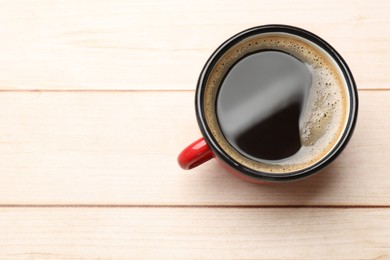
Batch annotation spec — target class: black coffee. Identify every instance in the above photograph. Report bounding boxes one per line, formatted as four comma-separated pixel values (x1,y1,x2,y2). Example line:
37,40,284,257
217,51,312,161
204,34,347,173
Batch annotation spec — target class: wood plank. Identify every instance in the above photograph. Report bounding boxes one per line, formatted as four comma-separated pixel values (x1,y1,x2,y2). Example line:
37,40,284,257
0,208,389,259
0,90,388,205
0,0,388,90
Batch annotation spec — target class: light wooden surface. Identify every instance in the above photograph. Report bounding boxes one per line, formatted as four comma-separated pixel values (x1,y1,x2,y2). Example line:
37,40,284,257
0,0,389,259
0,91,389,206
1,208,390,259
0,0,389,90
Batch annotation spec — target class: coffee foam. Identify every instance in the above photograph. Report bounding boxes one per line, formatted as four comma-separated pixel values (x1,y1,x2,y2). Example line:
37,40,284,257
203,32,349,173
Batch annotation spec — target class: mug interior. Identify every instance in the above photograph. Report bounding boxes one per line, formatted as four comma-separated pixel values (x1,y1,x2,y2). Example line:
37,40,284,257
195,25,358,182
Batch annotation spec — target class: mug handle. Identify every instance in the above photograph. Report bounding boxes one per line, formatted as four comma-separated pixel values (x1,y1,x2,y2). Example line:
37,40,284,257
178,138,214,169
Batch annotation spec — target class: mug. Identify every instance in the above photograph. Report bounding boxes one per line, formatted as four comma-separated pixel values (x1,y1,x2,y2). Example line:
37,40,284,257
178,25,358,183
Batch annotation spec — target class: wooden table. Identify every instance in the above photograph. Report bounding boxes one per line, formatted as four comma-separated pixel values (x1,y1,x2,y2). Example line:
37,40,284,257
0,0,389,258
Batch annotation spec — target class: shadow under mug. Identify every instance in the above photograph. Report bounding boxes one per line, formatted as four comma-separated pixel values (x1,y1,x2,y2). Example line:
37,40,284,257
178,25,358,183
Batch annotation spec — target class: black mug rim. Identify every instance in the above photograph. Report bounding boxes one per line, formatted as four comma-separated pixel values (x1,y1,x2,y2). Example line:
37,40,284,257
195,24,358,182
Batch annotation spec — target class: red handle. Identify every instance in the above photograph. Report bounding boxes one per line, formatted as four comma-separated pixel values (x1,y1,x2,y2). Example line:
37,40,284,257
178,138,214,169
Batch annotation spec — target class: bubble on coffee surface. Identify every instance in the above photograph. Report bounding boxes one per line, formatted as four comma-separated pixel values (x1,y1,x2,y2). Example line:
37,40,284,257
203,33,348,173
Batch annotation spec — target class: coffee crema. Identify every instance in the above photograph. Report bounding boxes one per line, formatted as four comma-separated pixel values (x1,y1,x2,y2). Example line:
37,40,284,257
203,33,349,173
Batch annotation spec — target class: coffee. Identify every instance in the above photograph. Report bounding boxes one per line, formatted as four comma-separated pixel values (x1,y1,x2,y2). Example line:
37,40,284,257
217,50,311,161
203,33,349,173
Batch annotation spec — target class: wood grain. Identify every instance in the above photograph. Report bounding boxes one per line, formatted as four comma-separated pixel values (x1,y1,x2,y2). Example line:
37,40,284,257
0,0,388,90
0,208,388,259
0,0,389,258
0,90,388,205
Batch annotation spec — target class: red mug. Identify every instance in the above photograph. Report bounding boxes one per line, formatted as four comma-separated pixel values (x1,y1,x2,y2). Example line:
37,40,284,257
178,25,358,183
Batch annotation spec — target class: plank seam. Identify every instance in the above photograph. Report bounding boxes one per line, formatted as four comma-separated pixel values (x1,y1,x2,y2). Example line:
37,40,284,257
0,205,388,208
0,89,387,93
